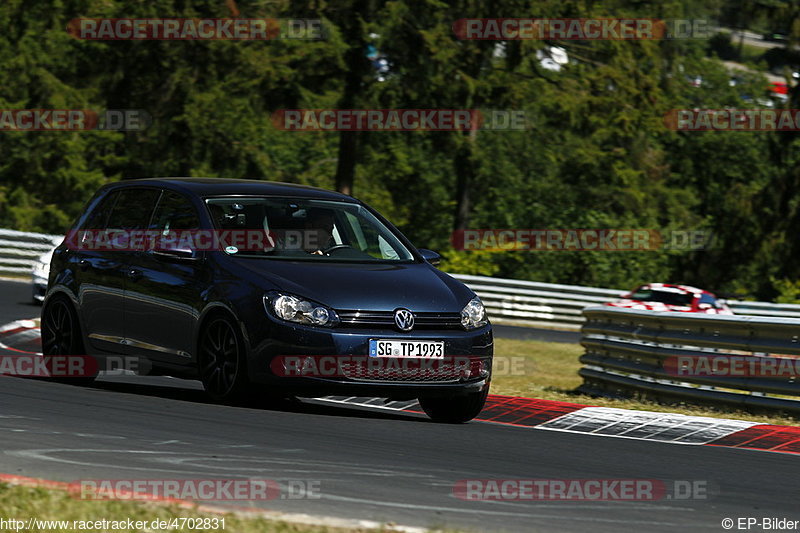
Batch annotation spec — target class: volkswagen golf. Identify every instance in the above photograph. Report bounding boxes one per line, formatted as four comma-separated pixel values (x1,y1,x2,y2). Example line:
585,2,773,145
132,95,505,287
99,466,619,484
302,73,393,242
41,178,493,422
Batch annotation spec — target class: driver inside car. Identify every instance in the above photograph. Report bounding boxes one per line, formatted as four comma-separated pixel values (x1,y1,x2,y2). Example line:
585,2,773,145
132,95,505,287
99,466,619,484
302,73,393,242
303,208,337,255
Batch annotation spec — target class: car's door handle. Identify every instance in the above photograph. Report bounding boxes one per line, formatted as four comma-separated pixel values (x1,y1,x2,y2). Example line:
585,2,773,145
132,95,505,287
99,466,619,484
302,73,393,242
78,259,89,271
127,269,142,281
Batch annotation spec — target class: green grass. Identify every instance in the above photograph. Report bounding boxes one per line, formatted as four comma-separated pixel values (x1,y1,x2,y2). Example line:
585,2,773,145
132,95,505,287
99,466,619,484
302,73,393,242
492,337,800,426
740,43,768,65
0,273,29,281
0,483,415,533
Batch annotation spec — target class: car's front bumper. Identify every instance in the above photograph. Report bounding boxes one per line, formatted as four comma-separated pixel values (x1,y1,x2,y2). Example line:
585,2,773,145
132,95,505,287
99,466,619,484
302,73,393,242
245,318,493,399
31,277,47,303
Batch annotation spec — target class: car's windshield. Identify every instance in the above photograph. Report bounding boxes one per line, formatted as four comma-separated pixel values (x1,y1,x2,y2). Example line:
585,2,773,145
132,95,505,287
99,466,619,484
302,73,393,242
205,197,415,262
628,288,693,306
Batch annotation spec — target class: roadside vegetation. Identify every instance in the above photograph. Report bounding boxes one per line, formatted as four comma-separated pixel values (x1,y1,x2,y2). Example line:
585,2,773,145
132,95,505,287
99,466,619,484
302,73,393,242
3,1,800,301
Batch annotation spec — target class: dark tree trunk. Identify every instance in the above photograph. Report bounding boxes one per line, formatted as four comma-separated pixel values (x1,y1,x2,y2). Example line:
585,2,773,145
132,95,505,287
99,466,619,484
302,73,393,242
453,128,478,231
333,1,371,196
335,131,358,196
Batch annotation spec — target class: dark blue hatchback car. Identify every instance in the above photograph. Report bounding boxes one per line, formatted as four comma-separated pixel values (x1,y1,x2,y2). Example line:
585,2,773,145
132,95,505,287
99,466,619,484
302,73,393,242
42,178,493,422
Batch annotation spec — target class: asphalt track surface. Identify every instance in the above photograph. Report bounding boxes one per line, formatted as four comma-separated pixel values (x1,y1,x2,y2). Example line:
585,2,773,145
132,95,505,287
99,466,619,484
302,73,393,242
0,279,35,326
1,278,799,532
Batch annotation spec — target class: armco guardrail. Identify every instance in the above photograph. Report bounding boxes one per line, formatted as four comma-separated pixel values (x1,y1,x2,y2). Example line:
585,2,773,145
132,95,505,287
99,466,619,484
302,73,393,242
451,274,800,328
0,228,62,276
725,300,800,319
451,274,625,329
580,306,800,413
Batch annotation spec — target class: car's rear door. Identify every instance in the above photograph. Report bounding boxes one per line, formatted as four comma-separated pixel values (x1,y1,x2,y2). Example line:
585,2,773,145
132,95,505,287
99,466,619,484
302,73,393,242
78,187,160,352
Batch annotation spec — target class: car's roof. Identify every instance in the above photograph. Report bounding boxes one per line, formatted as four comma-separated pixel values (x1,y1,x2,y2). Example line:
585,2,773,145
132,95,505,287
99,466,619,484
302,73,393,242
637,283,710,295
108,177,355,201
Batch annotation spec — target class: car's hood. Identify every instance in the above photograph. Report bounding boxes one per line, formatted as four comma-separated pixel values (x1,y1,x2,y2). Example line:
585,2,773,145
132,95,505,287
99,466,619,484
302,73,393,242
231,258,474,312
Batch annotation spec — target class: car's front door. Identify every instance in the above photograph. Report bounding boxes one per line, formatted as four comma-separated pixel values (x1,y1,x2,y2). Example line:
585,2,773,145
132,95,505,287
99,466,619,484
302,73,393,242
123,190,205,361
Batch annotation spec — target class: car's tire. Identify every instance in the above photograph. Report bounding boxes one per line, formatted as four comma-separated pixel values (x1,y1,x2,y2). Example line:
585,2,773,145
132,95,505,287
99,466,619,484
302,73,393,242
418,389,489,423
40,296,97,385
198,315,250,402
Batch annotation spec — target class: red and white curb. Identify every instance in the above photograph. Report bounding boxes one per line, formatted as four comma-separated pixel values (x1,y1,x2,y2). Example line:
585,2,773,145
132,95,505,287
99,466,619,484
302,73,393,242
313,395,800,455
0,319,40,354
3,319,800,456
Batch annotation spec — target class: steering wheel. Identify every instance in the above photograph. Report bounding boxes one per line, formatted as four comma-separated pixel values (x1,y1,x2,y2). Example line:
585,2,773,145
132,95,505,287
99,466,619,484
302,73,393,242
323,244,354,254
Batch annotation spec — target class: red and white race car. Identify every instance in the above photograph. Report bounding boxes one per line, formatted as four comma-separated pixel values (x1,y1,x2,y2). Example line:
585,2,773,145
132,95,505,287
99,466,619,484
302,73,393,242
605,283,733,314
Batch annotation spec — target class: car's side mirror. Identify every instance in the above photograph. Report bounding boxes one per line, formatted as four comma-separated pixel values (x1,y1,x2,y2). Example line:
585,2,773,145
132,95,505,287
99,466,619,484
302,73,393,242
418,249,441,266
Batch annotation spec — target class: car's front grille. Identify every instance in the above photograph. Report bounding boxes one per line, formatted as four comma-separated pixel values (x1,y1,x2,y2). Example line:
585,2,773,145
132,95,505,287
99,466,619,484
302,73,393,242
337,358,470,383
272,354,491,384
337,310,463,330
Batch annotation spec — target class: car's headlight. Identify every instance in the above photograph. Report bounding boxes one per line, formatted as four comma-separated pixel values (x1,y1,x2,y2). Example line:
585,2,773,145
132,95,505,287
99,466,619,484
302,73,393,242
264,292,339,327
32,263,49,281
461,297,488,330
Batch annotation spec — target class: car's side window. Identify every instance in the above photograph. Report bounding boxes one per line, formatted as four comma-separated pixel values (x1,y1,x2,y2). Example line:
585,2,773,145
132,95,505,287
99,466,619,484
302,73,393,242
80,191,121,231
148,191,200,234
699,294,716,305
105,189,161,231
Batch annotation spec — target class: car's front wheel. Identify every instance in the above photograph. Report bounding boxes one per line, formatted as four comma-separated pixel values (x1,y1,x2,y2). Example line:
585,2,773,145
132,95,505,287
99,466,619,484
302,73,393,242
418,389,489,423
198,315,249,402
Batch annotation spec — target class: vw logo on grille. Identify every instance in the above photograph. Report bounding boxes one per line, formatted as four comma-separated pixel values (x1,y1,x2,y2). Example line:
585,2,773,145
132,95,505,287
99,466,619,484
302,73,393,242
394,308,414,331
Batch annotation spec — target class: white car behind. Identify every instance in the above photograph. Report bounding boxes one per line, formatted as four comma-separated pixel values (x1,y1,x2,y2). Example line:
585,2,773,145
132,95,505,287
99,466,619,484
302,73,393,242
31,246,55,304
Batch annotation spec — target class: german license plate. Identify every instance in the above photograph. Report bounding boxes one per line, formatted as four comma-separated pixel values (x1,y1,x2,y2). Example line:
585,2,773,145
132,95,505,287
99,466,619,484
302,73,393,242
369,339,445,358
